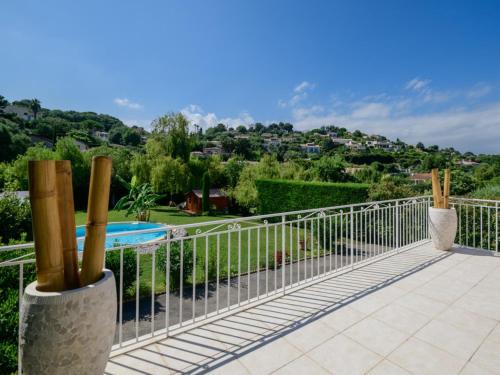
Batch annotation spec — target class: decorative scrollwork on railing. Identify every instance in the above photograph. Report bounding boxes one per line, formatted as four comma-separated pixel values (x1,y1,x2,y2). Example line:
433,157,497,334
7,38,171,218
228,223,241,231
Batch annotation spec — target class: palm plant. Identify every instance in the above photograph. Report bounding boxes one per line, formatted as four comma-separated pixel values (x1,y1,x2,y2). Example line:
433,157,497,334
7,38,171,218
29,98,41,120
114,179,163,221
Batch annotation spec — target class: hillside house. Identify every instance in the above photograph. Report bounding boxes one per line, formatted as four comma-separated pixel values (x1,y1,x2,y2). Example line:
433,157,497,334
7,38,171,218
263,137,282,150
94,131,109,141
185,189,229,214
3,105,35,121
409,173,432,184
300,143,321,153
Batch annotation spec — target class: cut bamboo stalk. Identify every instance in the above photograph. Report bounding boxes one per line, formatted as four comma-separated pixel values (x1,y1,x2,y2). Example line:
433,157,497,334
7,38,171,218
443,169,451,209
55,160,80,289
28,160,65,292
80,156,112,286
431,168,443,208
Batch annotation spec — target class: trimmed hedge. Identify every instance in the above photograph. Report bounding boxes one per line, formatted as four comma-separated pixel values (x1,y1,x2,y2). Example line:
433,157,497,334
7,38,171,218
256,179,369,214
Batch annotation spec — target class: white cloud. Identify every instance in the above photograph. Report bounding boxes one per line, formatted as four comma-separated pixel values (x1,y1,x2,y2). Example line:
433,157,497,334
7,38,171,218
467,83,492,99
114,98,143,110
405,78,431,92
291,101,500,153
122,119,152,128
279,81,316,107
294,81,315,93
351,102,390,119
181,104,254,129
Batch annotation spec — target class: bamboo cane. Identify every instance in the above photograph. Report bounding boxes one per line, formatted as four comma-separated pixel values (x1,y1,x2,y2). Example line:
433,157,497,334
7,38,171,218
28,160,66,292
431,168,443,208
443,169,451,209
55,160,80,289
80,156,112,286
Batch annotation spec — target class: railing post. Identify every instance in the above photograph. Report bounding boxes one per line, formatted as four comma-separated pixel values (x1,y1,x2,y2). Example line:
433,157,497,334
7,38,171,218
395,201,400,253
350,206,354,269
282,214,286,294
496,202,498,255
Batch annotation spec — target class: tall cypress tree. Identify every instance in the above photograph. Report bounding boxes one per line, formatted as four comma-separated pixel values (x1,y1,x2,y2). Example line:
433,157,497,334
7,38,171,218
202,172,210,213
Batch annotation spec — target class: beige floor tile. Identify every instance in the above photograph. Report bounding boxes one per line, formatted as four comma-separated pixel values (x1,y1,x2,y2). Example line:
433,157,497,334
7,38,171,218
436,306,497,338
367,359,411,375
237,337,303,375
283,319,337,352
273,355,331,375
415,319,485,360
197,358,250,375
318,305,367,332
105,361,147,375
459,361,495,375
388,337,466,375
349,293,389,315
307,334,382,375
470,338,500,374
344,317,409,357
453,294,500,321
373,303,430,335
487,323,500,344
395,292,448,317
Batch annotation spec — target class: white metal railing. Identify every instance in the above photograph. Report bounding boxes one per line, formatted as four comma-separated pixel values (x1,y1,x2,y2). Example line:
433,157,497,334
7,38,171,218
450,197,499,254
7,195,491,372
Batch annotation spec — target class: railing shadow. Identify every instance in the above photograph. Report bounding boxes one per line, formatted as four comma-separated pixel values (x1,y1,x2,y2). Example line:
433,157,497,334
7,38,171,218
106,245,455,374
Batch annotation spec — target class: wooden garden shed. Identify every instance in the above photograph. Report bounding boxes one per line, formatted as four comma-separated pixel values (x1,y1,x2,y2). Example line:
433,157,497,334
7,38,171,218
185,189,229,214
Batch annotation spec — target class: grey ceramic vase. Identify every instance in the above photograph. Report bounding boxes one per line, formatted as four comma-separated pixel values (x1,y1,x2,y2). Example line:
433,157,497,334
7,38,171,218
429,207,458,251
20,269,116,375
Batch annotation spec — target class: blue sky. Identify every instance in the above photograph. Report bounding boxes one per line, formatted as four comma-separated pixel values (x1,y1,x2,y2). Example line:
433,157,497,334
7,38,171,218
2,0,500,153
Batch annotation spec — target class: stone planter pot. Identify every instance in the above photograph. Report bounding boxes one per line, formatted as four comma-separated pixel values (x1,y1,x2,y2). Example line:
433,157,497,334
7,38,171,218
20,269,116,375
429,207,457,251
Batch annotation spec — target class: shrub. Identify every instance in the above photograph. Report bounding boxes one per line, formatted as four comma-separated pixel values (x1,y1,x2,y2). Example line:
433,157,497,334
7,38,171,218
105,248,141,297
472,184,500,200
156,240,194,290
255,179,369,215
0,192,32,244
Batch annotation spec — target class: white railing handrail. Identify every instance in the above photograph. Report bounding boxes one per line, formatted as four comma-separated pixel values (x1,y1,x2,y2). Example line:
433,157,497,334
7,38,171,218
0,195,432,253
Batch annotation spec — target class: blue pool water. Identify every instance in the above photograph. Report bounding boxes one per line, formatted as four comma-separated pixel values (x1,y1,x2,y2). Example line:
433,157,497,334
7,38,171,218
76,222,168,251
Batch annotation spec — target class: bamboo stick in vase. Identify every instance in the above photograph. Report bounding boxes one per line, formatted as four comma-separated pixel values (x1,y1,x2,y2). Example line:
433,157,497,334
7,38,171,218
55,160,80,289
28,160,66,292
443,169,451,209
80,156,112,286
431,168,443,208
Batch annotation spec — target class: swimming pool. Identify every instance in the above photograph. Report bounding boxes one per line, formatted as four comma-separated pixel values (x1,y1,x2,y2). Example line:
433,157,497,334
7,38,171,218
76,222,168,251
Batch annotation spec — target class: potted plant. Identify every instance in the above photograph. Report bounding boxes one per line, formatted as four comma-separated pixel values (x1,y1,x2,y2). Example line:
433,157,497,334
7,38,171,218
428,168,457,251
20,157,116,375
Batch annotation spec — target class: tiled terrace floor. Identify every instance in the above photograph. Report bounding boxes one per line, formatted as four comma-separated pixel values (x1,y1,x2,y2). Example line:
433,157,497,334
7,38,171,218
106,243,500,375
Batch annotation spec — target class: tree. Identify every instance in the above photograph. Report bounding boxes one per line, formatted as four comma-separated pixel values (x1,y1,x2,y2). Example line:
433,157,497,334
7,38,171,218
150,156,189,199
151,113,192,162
29,98,41,120
0,95,8,113
315,156,349,182
202,172,210,213
114,179,163,221
123,128,141,146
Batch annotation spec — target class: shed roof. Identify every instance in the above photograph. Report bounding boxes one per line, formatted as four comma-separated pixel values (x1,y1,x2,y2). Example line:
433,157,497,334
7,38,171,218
188,189,227,198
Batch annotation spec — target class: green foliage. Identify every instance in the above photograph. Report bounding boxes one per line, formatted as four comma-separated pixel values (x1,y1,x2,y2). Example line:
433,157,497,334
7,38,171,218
0,123,30,162
256,179,369,214
202,172,210,213
368,178,416,201
472,184,500,200
114,181,163,221
0,192,32,244
150,156,189,197
151,113,192,162
156,241,194,290
314,156,349,182
105,249,141,297
450,169,478,195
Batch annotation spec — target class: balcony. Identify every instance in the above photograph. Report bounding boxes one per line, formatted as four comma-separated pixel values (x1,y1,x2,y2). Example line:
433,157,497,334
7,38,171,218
2,196,500,374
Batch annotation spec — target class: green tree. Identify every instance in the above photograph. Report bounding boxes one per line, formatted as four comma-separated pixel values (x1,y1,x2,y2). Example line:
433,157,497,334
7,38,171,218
0,95,8,113
150,156,189,199
315,156,348,182
151,113,192,162
29,98,41,120
202,172,210,213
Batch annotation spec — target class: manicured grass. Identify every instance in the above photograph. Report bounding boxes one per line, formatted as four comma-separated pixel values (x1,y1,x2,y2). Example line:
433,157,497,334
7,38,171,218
75,206,239,227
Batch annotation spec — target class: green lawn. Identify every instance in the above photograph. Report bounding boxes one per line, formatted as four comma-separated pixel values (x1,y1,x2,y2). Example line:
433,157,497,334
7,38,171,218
75,206,240,227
